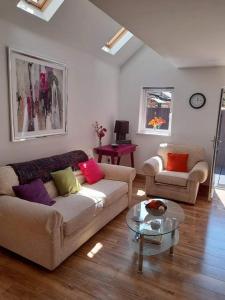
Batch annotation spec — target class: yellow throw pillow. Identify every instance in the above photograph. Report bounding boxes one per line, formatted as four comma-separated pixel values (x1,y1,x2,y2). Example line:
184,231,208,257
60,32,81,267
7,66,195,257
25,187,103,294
51,167,81,196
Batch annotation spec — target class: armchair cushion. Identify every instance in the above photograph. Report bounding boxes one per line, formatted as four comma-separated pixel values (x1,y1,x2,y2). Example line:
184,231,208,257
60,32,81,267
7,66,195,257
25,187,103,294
142,156,163,176
188,161,208,183
166,153,189,172
158,144,205,171
155,171,189,187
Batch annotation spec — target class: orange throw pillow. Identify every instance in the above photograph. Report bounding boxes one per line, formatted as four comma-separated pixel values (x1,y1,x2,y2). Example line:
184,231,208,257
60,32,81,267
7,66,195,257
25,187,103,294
166,153,189,172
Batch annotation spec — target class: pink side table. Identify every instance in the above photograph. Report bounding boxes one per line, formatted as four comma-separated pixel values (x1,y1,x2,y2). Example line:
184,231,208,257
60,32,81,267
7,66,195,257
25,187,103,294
94,144,137,167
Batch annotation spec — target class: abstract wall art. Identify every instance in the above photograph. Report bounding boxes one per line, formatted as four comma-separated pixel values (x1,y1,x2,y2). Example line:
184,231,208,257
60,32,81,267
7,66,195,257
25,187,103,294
8,48,67,141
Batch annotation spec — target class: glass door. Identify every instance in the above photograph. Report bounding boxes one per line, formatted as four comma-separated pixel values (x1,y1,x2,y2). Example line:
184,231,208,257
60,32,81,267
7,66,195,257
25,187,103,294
209,88,225,199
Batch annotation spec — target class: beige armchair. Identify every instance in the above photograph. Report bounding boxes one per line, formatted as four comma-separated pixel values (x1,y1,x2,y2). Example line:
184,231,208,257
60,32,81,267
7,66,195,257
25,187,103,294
142,144,209,204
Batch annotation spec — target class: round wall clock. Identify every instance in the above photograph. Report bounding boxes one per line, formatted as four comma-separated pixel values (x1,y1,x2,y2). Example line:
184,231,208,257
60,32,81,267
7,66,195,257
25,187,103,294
189,93,206,109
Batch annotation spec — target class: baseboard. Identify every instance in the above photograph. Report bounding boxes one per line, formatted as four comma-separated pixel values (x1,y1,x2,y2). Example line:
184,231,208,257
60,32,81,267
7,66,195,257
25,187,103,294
135,173,145,181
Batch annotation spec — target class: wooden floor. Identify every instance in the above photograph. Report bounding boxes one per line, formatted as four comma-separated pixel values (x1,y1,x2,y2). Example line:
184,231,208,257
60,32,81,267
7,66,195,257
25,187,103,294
1,178,225,300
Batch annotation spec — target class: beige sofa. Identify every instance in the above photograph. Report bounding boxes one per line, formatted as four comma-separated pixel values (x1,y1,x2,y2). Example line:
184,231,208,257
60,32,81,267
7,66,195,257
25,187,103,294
142,143,208,204
0,162,136,270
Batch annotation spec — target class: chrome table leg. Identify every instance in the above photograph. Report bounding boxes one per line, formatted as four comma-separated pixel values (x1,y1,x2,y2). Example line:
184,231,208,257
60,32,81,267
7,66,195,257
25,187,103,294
138,234,144,273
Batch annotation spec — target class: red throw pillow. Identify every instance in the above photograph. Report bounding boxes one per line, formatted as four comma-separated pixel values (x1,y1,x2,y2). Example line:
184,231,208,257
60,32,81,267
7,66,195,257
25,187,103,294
78,159,104,184
166,153,189,172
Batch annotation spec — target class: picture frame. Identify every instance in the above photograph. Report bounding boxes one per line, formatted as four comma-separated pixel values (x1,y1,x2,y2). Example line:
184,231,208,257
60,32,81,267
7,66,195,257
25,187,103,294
8,48,68,142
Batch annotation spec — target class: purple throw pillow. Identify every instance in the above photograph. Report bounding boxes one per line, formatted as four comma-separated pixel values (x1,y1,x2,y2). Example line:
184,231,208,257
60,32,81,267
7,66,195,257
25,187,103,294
13,179,55,206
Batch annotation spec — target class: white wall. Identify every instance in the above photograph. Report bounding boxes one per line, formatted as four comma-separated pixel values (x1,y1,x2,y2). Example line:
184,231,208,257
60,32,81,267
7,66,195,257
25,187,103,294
0,18,119,165
119,46,225,173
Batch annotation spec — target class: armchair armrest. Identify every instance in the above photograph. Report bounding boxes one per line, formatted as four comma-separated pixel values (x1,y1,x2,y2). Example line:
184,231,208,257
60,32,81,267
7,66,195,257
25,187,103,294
98,163,136,183
142,156,163,176
0,196,63,235
188,161,209,183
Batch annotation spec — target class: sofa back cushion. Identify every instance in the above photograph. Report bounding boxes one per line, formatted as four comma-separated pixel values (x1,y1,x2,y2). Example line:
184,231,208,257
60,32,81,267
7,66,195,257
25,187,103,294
157,143,205,171
44,180,58,198
9,150,88,185
0,166,19,196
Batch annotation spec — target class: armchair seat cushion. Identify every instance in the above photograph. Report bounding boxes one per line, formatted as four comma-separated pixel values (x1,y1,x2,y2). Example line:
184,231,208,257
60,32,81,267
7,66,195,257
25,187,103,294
155,170,189,187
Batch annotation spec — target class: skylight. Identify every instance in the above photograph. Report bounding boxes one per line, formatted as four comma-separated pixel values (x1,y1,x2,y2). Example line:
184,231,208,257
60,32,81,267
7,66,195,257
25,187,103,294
17,0,64,22
102,27,133,55
26,0,48,10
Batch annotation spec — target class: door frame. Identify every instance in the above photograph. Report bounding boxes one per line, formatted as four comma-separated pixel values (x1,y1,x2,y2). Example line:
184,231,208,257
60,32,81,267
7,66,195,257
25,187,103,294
208,88,224,200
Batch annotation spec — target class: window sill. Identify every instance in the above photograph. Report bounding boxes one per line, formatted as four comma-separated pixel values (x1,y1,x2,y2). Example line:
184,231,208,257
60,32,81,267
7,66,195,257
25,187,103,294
137,130,171,137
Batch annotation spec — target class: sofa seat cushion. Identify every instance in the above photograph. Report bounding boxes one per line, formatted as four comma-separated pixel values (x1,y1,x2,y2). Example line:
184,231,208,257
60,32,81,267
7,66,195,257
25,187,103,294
53,179,128,236
80,179,128,208
155,170,189,187
54,194,103,236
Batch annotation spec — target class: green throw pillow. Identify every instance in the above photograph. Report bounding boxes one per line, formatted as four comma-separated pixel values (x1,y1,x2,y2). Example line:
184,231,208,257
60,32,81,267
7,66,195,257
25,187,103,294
51,167,81,196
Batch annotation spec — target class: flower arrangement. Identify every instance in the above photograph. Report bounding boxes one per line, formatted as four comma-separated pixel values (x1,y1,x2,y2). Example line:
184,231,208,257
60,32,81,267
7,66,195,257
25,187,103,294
148,116,166,129
93,121,107,146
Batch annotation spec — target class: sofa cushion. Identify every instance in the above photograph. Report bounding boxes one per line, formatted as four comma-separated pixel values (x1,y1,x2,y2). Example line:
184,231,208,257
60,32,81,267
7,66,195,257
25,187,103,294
53,179,128,236
13,179,55,206
78,159,104,184
155,170,189,187
54,194,103,236
51,167,81,196
44,171,85,198
44,180,58,198
80,179,128,207
74,170,86,185
0,166,19,196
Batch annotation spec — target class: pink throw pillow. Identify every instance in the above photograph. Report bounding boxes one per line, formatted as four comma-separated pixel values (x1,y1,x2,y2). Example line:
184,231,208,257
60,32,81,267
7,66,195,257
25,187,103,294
78,159,104,184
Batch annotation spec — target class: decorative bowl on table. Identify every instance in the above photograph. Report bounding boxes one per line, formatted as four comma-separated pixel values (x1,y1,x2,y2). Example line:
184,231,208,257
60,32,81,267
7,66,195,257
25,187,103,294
145,199,167,216
111,143,119,148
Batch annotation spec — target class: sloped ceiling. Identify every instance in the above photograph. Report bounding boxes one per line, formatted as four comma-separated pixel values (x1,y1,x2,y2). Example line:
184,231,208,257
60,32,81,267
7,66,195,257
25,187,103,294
90,0,225,67
0,0,143,66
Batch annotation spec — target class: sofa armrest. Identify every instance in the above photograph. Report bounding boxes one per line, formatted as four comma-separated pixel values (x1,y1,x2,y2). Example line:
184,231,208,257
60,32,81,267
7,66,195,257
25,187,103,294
98,163,136,183
0,196,63,235
142,156,163,176
188,161,209,183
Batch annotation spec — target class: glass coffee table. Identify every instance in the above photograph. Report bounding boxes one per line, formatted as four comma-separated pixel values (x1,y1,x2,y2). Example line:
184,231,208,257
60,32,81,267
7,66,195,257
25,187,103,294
126,199,185,272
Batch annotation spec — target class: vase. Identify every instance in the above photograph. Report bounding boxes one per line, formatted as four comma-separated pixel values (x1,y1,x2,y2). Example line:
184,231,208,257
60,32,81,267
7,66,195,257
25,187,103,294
98,140,102,147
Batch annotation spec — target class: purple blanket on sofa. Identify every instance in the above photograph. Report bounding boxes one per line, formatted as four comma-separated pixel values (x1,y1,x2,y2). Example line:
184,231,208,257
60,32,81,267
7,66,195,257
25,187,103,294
9,150,88,185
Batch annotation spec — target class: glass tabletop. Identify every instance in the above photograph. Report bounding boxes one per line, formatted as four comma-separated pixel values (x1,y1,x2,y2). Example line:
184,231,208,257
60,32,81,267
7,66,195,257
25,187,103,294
126,199,185,236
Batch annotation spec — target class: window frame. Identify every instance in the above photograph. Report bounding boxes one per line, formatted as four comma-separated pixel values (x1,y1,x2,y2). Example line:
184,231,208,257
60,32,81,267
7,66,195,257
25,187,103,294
138,87,174,136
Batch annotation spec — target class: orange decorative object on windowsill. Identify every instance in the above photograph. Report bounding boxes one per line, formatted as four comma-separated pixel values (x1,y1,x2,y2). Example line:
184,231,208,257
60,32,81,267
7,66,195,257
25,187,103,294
148,116,166,129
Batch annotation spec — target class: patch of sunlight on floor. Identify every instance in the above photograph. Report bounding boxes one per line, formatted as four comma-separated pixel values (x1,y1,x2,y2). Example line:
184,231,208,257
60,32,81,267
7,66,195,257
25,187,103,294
87,243,103,258
136,189,146,196
214,188,225,208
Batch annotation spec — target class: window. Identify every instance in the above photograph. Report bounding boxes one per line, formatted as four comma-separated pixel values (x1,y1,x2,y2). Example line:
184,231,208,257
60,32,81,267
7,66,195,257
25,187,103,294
102,27,133,55
138,87,174,136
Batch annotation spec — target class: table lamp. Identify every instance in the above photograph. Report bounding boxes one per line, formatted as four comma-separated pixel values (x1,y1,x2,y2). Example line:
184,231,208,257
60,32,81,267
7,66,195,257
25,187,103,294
114,120,131,144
